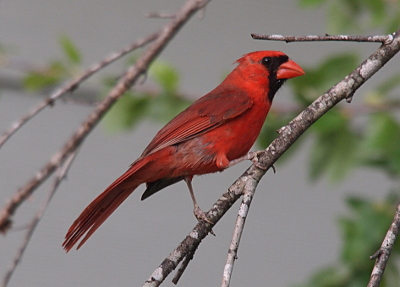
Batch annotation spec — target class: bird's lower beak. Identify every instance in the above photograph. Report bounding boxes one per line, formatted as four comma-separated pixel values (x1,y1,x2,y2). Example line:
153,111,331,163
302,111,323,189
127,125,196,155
276,59,305,79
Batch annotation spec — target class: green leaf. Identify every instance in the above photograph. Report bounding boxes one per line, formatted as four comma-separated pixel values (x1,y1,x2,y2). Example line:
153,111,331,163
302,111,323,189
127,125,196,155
24,73,59,91
290,53,359,105
103,91,151,132
339,196,396,268
375,73,400,95
59,35,82,65
345,196,367,212
148,61,179,93
295,194,400,287
23,61,66,91
309,110,358,182
382,260,400,287
258,110,304,163
364,0,386,26
386,11,400,34
328,2,355,33
359,112,400,176
298,0,327,7
299,0,400,33
101,57,190,133
147,92,191,124
293,265,350,287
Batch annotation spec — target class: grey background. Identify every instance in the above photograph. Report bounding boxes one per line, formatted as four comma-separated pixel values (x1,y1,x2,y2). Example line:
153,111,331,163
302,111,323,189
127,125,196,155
0,1,395,286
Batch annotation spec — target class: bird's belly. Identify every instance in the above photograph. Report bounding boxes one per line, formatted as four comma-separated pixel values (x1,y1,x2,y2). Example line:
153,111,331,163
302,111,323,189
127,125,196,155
147,106,268,178
202,113,265,161
169,121,263,176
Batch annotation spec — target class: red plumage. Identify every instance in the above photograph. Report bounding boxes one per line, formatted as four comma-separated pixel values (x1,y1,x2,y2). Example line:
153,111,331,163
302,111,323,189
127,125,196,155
63,51,304,252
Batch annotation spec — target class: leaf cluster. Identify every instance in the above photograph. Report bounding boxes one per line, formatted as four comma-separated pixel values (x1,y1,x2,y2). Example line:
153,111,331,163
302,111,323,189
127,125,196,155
289,0,400,286
23,35,82,91
294,194,400,287
299,0,400,33
102,58,191,132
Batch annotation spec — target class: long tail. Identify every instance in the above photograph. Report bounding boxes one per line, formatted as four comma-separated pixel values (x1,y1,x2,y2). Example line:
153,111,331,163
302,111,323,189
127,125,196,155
63,159,148,252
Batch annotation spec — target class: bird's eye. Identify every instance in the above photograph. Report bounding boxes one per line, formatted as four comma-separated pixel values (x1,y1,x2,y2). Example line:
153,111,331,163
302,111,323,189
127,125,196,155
261,57,271,66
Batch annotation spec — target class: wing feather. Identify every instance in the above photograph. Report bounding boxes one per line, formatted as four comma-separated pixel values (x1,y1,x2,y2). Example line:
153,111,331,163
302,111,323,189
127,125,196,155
141,85,253,157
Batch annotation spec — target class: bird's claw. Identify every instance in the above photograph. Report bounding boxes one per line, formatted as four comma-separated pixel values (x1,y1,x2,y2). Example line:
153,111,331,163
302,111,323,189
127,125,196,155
249,151,268,170
194,206,214,225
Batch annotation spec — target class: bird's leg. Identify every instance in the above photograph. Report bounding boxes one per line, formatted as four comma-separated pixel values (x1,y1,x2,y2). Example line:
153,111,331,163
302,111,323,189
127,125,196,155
228,152,255,167
229,150,275,172
184,176,213,224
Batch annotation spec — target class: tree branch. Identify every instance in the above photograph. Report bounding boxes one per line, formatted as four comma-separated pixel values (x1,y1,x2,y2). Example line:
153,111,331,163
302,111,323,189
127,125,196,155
1,150,78,287
367,202,400,287
146,12,176,19
143,174,249,287
171,246,197,284
251,33,394,44
0,32,160,149
0,0,212,234
143,29,400,286
221,179,257,287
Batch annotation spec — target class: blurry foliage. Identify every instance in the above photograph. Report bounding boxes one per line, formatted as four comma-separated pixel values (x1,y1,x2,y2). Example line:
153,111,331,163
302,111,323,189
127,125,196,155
299,0,400,33
292,0,400,286
309,109,359,182
280,0,400,184
291,53,359,105
294,194,400,287
360,112,400,176
23,35,82,91
7,0,400,285
102,58,191,132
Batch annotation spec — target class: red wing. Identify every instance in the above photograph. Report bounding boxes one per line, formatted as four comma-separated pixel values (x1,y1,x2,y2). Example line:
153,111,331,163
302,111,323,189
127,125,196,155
141,86,253,157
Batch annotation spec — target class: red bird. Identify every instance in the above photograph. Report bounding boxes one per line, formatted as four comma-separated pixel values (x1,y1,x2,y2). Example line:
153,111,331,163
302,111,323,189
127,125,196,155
63,51,304,252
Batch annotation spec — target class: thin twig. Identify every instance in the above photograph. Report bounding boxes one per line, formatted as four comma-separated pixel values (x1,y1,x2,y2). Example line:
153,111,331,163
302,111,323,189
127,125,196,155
251,33,394,44
144,29,400,286
221,179,257,287
0,0,213,234
172,248,196,284
1,150,78,287
146,12,176,18
143,175,249,287
367,202,400,287
0,32,160,149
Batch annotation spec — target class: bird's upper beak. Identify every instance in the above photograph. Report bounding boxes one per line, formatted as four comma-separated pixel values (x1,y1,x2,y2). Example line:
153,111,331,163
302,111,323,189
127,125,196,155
276,59,305,79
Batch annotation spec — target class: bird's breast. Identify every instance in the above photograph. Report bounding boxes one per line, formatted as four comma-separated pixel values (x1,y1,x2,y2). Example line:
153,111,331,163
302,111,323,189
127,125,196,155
184,100,270,174
151,99,271,178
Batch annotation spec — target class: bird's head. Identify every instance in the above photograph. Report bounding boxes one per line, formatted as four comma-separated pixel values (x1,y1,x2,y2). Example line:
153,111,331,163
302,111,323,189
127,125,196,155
233,51,305,101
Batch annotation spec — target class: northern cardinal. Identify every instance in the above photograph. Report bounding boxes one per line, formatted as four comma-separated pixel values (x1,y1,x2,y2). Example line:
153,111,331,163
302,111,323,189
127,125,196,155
63,51,304,252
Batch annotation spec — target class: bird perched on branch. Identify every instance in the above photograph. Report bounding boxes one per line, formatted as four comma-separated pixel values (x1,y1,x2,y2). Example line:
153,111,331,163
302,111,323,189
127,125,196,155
63,51,304,252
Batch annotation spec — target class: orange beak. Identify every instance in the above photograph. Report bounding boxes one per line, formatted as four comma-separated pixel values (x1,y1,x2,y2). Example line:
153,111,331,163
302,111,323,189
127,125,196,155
276,59,305,79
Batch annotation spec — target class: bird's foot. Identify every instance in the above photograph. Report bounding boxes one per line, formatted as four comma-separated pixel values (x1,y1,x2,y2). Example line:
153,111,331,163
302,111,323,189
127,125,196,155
229,150,273,171
245,150,268,170
247,150,276,172
228,152,254,167
194,205,214,225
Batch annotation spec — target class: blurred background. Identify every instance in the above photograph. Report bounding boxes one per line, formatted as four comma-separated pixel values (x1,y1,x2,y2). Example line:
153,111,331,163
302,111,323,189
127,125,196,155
0,0,399,286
